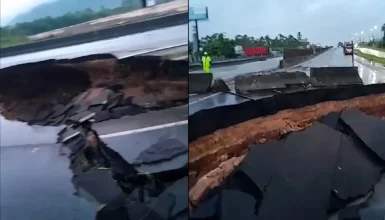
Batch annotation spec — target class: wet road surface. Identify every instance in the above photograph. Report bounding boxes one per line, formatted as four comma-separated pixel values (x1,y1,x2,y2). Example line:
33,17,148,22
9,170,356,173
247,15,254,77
0,24,187,69
190,57,282,80
189,48,385,115
0,116,63,147
0,144,96,220
0,106,187,220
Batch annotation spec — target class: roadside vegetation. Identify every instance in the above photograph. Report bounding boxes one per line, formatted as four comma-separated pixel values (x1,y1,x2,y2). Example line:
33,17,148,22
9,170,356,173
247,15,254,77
0,6,137,48
189,32,310,59
355,50,385,66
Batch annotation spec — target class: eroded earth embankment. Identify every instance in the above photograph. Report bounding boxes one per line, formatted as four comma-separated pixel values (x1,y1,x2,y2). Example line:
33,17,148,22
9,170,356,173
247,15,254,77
188,87,385,219
0,54,188,126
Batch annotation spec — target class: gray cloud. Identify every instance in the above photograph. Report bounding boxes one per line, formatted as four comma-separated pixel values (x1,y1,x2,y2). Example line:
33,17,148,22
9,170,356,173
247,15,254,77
189,0,385,45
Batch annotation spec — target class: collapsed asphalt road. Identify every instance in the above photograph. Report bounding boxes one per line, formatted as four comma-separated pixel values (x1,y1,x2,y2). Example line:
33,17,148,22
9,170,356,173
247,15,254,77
0,54,188,126
188,85,385,220
188,47,385,115
0,106,188,220
190,110,385,220
0,54,188,220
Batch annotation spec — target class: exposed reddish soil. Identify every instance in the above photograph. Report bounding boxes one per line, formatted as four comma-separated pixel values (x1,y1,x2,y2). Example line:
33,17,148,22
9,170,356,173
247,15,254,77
188,93,385,207
0,57,187,123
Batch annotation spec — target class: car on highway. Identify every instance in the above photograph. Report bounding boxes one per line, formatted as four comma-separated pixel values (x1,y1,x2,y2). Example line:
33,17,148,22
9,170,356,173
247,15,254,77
344,42,353,55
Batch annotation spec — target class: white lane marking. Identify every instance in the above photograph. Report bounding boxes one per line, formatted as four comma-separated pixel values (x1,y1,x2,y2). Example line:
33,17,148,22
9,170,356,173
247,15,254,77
118,43,187,58
189,93,221,105
31,148,39,153
100,120,188,139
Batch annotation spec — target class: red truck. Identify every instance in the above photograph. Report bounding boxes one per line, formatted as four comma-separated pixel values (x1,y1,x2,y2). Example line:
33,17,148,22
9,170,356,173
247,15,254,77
244,46,269,56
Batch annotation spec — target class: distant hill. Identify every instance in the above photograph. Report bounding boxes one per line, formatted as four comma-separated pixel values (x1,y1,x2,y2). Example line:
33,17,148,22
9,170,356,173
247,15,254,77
9,0,123,25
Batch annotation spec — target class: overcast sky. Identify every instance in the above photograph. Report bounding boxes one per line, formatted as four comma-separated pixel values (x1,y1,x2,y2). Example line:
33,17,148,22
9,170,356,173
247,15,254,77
189,0,385,46
0,0,56,25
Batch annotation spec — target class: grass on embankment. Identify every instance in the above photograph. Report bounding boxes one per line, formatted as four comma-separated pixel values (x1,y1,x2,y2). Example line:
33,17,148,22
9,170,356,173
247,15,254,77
0,36,29,48
359,45,385,52
355,50,385,66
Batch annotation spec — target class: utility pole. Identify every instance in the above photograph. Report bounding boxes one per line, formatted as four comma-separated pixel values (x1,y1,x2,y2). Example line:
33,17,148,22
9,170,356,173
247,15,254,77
351,40,355,67
195,20,200,51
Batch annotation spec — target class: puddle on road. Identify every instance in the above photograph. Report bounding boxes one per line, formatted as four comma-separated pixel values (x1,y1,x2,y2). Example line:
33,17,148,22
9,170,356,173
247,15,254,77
0,115,62,147
357,63,385,85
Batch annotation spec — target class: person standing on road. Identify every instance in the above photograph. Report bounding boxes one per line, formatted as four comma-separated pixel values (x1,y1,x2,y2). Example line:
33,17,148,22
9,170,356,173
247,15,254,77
202,52,212,73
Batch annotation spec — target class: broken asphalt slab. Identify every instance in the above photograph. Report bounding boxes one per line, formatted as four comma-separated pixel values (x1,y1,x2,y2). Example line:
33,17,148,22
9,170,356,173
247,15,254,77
331,134,382,202
192,123,341,220
320,111,383,203
103,123,188,174
133,137,187,165
251,123,341,220
191,110,385,220
340,109,385,162
72,169,123,205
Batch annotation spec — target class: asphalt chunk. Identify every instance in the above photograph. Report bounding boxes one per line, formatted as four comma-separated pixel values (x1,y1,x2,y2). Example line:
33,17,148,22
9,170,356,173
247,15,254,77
332,134,382,201
360,174,385,220
73,169,123,205
152,177,188,218
45,113,67,126
338,204,363,220
110,106,146,119
320,112,343,131
61,126,82,143
51,103,73,118
190,194,219,219
90,88,113,106
340,110,385,161
94,110,112,123
88,104,105,113
220,190,257,220
67,111,95,123
133,137,187,164
246,123,341,220
125,201,166,220
107,92,123,109
237,141,284,195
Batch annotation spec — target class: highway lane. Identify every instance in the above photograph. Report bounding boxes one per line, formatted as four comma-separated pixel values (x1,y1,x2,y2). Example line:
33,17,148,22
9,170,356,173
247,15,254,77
0,24,187,69
288,47,385,85
189,47,385,115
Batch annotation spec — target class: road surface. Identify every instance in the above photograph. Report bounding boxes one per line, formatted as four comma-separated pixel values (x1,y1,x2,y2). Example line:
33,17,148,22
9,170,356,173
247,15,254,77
190,57,282,80
0,105,187,220
0,24,187,69
189,47,385,115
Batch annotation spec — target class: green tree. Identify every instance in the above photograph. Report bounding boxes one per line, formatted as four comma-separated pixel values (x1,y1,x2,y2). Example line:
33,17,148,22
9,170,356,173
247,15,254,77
265,35,271,46
199,32,309,58
201,33,236,58
1,5,134,48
